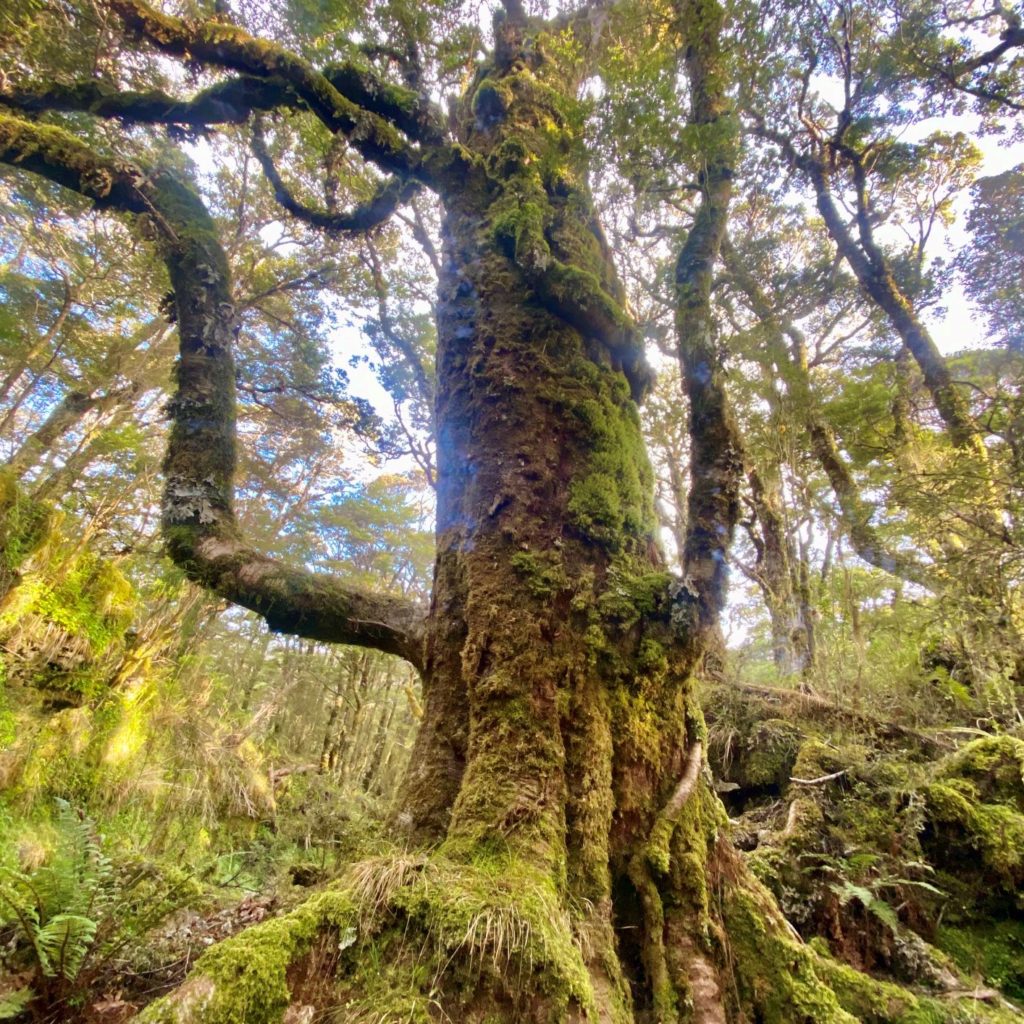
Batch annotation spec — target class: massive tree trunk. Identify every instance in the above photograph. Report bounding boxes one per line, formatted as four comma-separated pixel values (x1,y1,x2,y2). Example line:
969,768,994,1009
390,18,714,1017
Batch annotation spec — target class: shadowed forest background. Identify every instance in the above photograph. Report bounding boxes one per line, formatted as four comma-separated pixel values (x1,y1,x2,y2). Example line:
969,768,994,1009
0,0,1022,1020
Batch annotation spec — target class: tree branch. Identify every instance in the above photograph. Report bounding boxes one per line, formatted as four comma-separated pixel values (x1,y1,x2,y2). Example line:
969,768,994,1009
493,204,654,401
0,112,427,669
1,75,295,126
250,117,420,232
102,0,427,180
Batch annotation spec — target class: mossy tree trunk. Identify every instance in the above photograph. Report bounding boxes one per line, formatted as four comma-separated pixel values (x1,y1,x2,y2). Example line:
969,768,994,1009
392,14,719,1018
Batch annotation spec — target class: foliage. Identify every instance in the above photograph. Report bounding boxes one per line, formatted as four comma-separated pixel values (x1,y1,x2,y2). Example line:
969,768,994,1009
0,799,109,1008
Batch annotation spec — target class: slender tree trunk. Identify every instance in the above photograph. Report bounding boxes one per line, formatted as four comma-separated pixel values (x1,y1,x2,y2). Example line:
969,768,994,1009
805,159,982,453
746,463,809,676
722,236,935,590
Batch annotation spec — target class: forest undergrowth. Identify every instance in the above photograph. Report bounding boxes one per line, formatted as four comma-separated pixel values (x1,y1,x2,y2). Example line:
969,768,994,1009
1,470,1021,1022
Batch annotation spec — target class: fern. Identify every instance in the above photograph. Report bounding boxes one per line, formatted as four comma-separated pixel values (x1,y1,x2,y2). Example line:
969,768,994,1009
829,880,900,931
0,800,111,993
35,913,97,980
0,988,35,1020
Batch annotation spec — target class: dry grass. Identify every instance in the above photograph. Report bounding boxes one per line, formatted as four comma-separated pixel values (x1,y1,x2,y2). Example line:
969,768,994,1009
348,853,432,929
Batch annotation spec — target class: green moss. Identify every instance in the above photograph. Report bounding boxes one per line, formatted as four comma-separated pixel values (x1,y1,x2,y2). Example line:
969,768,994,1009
509,550,568,598
389,854,595,1014
472,78,513,124
34,553,135,657
936,736,1024,812
818,951,1022,1023
736,719,801,788
723,876,1020,1023
0,658,15,749
722,882,859,1023
0,471,137,704
790,738,855,782
137,889,356,1024
562,370,654,549
922,780,1024,888
545,263,632,333
569,471,625,540
152,852,594,1024
935,919,1024,1000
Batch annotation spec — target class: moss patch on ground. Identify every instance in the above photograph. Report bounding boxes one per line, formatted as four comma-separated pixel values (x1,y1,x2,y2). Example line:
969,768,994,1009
137,849,599,1024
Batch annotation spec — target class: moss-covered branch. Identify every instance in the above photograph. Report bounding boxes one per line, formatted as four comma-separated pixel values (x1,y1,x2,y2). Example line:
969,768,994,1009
534,260,654,402
489,180,652,399
0,112,426,669
249,117,420,233
2,56,447,143
320,62,446,146
1,75,295,126
478,55,654,401
101,0,429,181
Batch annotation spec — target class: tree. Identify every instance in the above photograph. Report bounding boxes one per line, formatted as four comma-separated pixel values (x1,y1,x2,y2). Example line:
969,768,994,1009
959,165,1024,353
0,1,1019,1022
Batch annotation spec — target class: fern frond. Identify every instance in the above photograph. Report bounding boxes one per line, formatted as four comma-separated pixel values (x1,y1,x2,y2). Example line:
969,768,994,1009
0,987,35,1020
35,913,97,980
829,880,900,931
0,876,40,944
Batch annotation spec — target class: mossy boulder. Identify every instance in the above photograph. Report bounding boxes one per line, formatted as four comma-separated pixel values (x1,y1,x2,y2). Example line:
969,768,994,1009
741,718,803,788
921,737,1024,893
935,736,1024,812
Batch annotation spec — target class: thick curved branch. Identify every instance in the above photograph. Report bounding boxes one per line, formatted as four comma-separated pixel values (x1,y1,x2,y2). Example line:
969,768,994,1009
916,10,1024,110
249,119,419,233
4,60,448,143
808,156,998,466
320,63,445,145
1,75,295,126
0,112,427,669
494,205,654,401
758,113,998,456
103,0,425,180
766,130,983,452
952,17,1023,76
534,261,654,401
